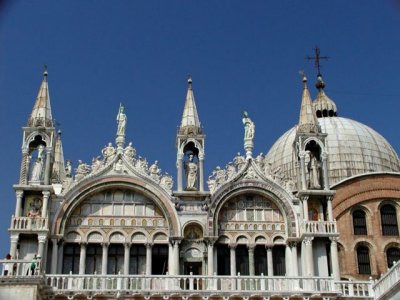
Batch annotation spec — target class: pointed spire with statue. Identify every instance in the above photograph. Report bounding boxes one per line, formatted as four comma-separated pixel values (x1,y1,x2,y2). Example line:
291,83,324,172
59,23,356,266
116,103,127,149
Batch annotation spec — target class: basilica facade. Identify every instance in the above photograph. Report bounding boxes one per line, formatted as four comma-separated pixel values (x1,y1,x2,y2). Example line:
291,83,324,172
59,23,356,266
1,68,400,300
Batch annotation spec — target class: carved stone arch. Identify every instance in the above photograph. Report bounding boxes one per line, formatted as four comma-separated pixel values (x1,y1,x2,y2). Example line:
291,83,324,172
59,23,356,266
152,231,169,243
178,138,204,156
236,235,250,244
65,231,82,243
383,240,400,252
87,231,104,243
350,204,372,216
25,131,52,149
210,180,298,238
131,231,149,243
217,235,230,244
107,230,127,243
272,234,286,244
182,220,204,239
302,137,325,153
52,176,180,237
254,235,268,244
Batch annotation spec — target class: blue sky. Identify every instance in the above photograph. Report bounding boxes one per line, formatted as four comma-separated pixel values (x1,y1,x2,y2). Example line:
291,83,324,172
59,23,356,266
0,1,399,257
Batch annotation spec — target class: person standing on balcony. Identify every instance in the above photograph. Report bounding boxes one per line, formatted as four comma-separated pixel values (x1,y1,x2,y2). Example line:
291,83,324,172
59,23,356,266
3,254,11,275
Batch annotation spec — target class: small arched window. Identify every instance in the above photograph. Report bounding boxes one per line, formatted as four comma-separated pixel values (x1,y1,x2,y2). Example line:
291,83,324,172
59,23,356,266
386,247,400,268
353,209,367,235
381,204,399,236
357,246,371,275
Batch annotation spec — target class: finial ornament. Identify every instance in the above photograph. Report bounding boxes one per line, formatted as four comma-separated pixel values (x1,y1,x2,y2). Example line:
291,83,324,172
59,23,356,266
116,103,127,149
242,111,255,159
43,65,48,77
187,75,192,89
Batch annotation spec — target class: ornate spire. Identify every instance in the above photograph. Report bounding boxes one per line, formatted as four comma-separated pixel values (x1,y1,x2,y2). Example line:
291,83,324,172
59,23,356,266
313,74,338,118
52,130,66,183
298,73,319,133
179,76,202,135
27,66,53,127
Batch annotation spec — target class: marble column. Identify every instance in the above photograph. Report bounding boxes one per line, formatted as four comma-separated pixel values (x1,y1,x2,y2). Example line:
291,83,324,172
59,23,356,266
199,155,204,192
285,244,292,276
290,242,299,276
38,235,47,260
330,237,340,280
145,243,152,275
327,196,333,222
229,243,237,276
79,243,87,275
173,241,180,275
41,191,50,218
248,244,255,276
207,241,214,276
302,196,309,221
57,241,64,274
15,190,24,218
124,243,131,275
302,237,314,276
168,242,174,275
177,155,183,191
266,246,273,276
51,238,58,274
44,147,52,185
321,152,329,190
101,243,108,275
299,151,307,190
10,234,19,259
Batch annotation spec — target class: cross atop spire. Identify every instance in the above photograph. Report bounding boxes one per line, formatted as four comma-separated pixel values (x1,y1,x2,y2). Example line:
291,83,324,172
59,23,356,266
306,47,329,76
27,66,53,127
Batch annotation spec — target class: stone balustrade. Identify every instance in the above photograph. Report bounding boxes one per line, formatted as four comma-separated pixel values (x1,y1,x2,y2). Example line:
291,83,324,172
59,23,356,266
301,220,337,236
10,216,48,231
373,260,400,300
335,280,374,298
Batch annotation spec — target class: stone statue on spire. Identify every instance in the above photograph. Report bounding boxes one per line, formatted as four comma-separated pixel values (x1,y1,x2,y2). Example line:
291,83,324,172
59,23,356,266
116,103,127,148
242,111,255,159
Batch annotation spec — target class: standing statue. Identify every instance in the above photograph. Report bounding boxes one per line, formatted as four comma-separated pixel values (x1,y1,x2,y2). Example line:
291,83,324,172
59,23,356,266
102,143,116,163
149,161,161,182
65,160,72,177
30,145,45,181
242,111,255,140
310,154,321,188
116,103,127,136
233,153,246,171
185,154,198,190
124,142,136,162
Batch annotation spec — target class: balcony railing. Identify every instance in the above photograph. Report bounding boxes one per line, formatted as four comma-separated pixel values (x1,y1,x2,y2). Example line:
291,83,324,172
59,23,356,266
45,273,337,295
336,280,374,298
301,220,337,236
10,216,48,231
373,260,400,300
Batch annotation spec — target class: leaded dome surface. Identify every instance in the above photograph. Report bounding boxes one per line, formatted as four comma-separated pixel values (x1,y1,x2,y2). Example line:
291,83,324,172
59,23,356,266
265,117,400,187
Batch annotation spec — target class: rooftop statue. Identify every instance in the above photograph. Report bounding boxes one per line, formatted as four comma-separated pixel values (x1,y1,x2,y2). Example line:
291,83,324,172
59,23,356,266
242,111,255,141
116,103,127,137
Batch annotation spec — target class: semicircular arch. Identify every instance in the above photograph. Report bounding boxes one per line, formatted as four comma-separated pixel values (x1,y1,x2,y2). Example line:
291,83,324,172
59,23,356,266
52,176,180,237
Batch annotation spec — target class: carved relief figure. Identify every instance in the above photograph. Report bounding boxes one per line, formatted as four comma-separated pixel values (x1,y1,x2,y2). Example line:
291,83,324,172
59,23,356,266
185,154,198,190
242,111,255,140
233,153,246,171
30,145,45,181
91,156,103,173
28,197,42,218
116,104,127,136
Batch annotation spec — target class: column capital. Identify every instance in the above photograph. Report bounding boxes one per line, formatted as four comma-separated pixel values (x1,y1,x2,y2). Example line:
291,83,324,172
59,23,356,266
303,237,314,245
329,236,339,243
38,235,47,243
288,241,298,248
299,151,307,158
145,242,153,249
204,237,217,246
101,242,109,248
42,191,51,198
301,195,309,202
228,243,237,249
265,244,274,249
10,234,19,243
124,242,131,249
247,243,256,250
79,242,88,247
15,190,24,198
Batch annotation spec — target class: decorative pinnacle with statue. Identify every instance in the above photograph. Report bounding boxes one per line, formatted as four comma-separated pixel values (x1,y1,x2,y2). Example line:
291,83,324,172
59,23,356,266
116,103,127,149
242,111,255,159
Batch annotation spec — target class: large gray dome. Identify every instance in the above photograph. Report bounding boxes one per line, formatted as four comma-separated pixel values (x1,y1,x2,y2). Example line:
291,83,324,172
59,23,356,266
265,117,400,187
